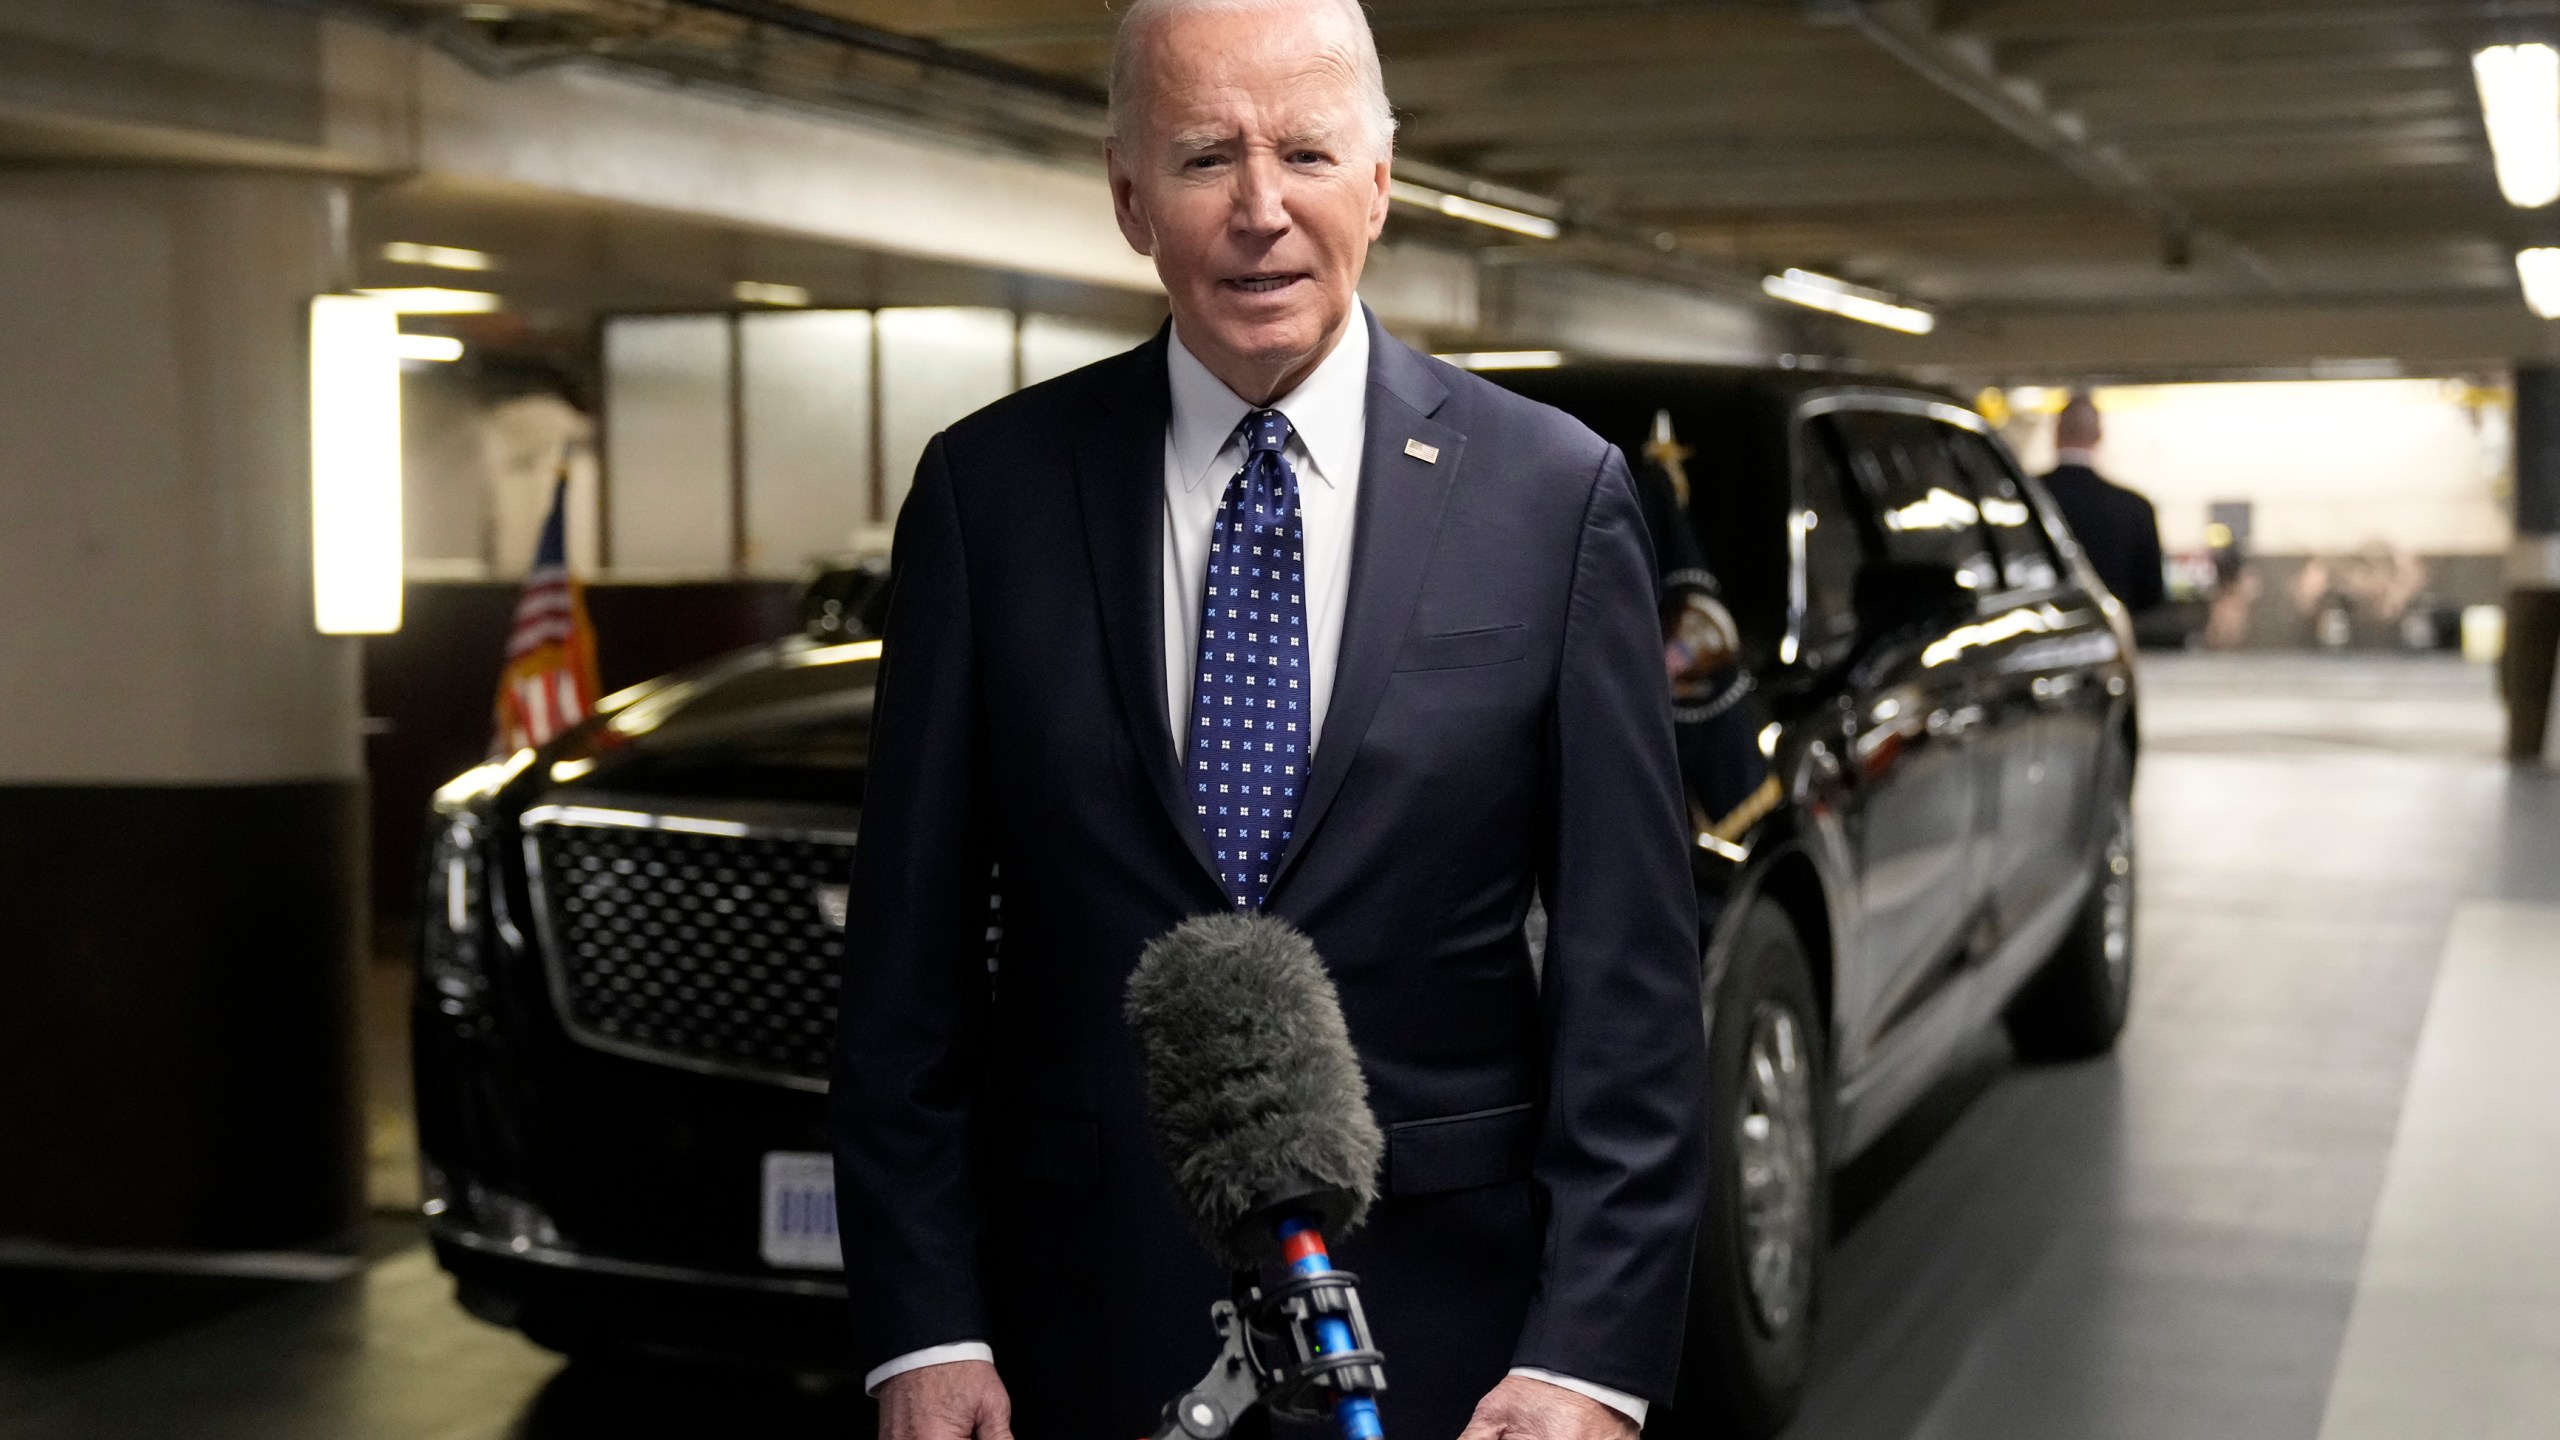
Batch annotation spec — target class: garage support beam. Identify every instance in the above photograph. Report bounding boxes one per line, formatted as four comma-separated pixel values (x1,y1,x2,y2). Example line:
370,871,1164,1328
0,169,367,1251
1845,296,2559,378
1820,0,2286,290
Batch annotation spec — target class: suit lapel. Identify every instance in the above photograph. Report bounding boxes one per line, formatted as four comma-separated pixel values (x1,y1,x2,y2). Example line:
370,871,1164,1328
1271,318,1464,893
1072,329,1224,890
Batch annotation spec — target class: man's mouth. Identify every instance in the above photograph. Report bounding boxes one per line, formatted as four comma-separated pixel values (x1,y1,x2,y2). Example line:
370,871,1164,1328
1224,273,1307,294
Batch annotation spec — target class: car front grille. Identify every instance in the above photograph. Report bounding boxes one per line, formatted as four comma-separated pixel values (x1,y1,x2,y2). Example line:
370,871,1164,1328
521,803,859,1090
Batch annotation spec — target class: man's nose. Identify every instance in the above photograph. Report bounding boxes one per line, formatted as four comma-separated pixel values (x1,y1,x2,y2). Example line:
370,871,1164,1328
1230,152,1291,236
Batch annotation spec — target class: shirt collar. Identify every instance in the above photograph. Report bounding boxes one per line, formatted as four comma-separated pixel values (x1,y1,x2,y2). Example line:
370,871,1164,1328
1167,306,1371,493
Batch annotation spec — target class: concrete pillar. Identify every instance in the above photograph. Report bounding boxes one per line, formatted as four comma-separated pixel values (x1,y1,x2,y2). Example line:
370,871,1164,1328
2507,367,2560,761
2520,366,2560,538
0,171,366,1248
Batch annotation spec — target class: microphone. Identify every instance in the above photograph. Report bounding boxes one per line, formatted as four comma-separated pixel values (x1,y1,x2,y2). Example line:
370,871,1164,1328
1125,913,1389,1440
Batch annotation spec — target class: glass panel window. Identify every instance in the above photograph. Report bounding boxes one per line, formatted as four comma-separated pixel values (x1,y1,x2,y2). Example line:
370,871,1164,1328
604,314,735,575
741,309,875,577
1019,314,1153,386
876,308,1018,519
1943,426,2062,592
1831,411,2000,594
1791,429,1867,666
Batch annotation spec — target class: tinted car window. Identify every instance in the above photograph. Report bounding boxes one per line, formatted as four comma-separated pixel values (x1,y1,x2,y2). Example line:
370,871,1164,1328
1473,367,1796,672
1792,427,1866,666
1942,427,2061,592
1830,411,2000,595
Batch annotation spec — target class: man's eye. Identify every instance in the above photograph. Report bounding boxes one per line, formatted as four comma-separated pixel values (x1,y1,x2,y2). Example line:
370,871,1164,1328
1290,151,1327,165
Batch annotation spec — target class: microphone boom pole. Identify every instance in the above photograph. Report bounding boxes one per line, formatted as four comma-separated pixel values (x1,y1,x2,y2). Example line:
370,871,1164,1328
1126,914,1391,1440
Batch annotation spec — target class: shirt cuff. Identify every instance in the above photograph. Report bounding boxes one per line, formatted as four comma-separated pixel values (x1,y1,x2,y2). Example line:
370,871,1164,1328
864,1341,995,1396
1508,1368,1648,1428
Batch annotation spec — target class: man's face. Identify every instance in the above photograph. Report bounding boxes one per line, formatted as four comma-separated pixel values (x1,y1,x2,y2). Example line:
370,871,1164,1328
1107,6,1392,396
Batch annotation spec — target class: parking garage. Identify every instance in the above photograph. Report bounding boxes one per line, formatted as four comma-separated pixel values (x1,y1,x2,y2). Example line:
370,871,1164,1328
5,2,2560,1438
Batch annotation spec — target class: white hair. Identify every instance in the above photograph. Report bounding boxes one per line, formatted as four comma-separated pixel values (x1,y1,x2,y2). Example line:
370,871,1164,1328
1108,0,1397,157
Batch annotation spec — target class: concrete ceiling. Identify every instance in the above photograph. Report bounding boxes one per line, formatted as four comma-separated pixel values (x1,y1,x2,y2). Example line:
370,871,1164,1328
324,0,2560,373
800,0,2544,312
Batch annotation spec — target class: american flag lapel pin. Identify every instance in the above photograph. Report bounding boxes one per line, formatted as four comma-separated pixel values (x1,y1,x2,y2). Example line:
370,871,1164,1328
1404,437,1440,464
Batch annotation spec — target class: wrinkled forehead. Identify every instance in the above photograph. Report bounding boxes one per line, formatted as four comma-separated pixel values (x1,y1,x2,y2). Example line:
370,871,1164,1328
1124,13,1371,150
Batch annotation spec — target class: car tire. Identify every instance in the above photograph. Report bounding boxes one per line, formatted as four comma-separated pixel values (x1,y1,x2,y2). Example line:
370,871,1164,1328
2003,773,2136,1062
1657,897,1829,1440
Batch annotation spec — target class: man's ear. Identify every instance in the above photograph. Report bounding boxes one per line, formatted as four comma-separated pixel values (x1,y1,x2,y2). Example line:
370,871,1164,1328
1108,142,1157,257
1366,155,1393,241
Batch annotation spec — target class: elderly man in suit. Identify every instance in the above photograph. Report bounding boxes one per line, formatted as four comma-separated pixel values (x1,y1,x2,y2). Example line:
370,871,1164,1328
831,3,1707,1438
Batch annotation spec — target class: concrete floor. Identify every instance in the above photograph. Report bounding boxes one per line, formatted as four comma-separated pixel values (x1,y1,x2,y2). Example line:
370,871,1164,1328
4,652,2555,1439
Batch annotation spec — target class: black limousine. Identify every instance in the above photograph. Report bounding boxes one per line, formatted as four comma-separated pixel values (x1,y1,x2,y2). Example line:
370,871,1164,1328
413,363,2137,1438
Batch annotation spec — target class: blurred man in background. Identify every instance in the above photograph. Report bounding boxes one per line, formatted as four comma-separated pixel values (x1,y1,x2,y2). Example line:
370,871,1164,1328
2042,392,2166,613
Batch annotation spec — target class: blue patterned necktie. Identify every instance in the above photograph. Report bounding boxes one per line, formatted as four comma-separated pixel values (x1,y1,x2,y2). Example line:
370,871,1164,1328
1188,408,1310,911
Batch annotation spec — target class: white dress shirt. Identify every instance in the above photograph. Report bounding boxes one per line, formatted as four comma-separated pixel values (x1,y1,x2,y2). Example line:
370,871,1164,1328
864,309,1646,1429
1159,309,1368,750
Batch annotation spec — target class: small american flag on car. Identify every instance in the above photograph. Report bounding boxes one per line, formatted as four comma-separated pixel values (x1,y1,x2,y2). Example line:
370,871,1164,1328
491,476,599,755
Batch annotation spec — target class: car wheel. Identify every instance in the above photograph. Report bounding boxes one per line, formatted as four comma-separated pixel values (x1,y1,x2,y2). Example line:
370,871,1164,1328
2003,777,2136,1061
1657,897,1828,1440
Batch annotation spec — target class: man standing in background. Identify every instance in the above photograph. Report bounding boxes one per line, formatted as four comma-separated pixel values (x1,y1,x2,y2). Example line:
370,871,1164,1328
2042,391,2167,614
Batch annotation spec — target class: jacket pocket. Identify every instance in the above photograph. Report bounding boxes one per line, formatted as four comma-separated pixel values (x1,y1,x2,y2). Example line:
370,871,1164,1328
1383,1102,1539,1197
995,1113,1100,1188
1394,623,1529,672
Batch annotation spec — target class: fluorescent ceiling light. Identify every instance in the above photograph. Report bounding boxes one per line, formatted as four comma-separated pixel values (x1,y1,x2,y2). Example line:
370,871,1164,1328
1389,180,1562,240
733,280,811,307
2519,247,2560,317
1433,350,1566,370
380,241,495,272
2475,44,2560,208
309,295,404,635
1760,268,1936,335
356,286,501,315
395,333,465,363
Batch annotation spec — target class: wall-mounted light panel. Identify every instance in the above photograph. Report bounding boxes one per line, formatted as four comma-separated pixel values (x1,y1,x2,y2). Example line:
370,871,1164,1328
380,241,496,272
1433,350,1567,370
2520,247,2560,318
2476,44,2560,208
396,333,465,363
1760,268,1937,335
309,294,404,635
355,287,502,315
733,280,812,307
1389,179,1563,239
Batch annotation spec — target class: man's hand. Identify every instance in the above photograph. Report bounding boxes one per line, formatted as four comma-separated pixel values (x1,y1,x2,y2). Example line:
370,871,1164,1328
1456,1375,1641,1440
876,1359,1013,1440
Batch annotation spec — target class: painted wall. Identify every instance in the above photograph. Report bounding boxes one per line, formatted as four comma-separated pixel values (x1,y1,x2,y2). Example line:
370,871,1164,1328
2006,379,2513,557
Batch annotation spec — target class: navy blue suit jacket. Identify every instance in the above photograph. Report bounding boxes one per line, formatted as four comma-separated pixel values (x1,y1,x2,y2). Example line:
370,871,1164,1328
2041,463,2166,612
833,313,1707,1440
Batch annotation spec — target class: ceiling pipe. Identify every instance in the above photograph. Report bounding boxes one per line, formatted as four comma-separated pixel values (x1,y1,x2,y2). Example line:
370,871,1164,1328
677,0,1107,107
299,0,1816,324
662,0,1809,311
1813,0,2286,291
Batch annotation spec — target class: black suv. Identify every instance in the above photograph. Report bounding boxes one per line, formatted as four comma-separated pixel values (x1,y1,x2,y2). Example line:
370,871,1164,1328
413,365,2137,1437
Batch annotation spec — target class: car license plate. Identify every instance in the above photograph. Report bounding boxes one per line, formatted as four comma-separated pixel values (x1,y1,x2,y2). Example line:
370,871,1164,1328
760,1151,844,1271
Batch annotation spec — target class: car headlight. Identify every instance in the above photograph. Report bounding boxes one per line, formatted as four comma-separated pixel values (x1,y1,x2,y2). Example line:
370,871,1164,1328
422,814,488,1016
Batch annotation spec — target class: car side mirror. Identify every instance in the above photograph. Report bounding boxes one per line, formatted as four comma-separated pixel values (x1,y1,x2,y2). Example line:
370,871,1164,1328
1853,560,1969,636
